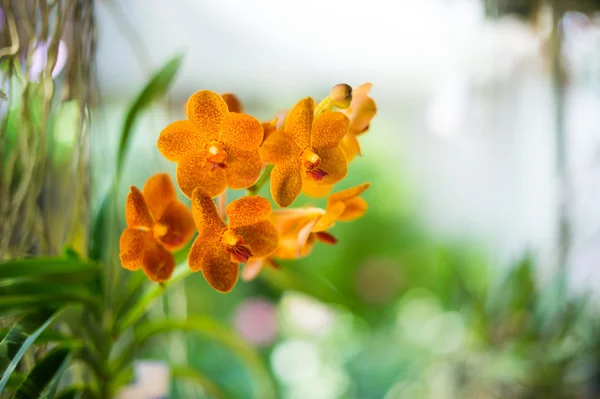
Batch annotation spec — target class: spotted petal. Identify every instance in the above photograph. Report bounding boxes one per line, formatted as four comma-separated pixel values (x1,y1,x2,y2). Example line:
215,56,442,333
126,187,154,228
189,236,239,293
270,159,303,207
142,241,176,282
176,151,227,198
156,201,196,251
285,97,313,149
225,149,262,190
119,228,152,271
259,130,300,165
186,90,229,139
222,112,263,151
311,111,349,150
157,120,208,162
143,173,178,219
307,146,347,186
191,187,227,235
234,220,279,258
226,196,272,228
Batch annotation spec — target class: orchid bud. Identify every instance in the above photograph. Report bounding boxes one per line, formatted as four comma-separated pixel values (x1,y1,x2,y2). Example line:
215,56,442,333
330,83,352,109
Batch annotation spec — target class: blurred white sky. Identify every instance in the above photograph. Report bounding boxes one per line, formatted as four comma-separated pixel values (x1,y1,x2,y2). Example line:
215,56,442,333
95,1,600,294
96,0,486,98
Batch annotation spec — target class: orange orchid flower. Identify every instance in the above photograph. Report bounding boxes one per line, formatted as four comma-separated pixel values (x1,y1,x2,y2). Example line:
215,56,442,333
242,182,370,281
260,98,350,207
339,83,377,161
188,188,279,292
221,93,243,113
119,173,196,282
157,90,264,198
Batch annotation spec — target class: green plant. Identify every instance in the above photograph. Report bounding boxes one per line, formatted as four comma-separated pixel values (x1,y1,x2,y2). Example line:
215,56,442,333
0,55,275,399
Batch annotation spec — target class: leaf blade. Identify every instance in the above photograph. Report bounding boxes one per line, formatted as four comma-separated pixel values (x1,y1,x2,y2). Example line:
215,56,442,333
0,309,60,392
116,53,184,174
0,258,100,283
12,346,71,399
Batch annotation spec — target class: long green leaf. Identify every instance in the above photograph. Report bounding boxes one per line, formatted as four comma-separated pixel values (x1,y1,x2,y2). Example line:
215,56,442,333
0,309,60,391
88,195,111,262
4,373,24,390
53,386,87,399
0,330,70,346
43,347,75,399
0,282,102,316
12,346,71,399
89,54,184,262
113,242,192,324
114,265,191,335
54,386,86,399
111,316,276,399
0,258,100,283
171,365,226,399
116,53,184,174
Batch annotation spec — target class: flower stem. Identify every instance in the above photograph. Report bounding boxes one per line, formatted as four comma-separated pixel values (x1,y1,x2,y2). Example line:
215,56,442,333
313,96,332,118
248,164,274,195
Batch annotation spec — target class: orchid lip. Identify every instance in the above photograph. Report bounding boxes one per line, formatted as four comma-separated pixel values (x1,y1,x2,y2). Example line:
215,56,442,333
210,162,227,171
207,140,228,168
229,245,253,263
307,169,328,181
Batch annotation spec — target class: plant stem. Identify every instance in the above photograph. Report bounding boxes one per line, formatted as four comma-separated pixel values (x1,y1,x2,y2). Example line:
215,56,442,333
247,164,274,195
550,6,569,302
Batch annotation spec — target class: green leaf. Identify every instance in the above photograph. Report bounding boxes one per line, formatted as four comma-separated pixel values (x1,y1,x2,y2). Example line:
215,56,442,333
114,265,192,335
12,346,71,399
0,330,69,346
88,194,112,263
507,254,536,312
43,347,74,399
54,386,87,399
111,316,276,399
171,365,226,399
0,309,60,391
116,53,184,174
0,258,100,284
5,373,24,390
0,281,102,316
89,54,183,262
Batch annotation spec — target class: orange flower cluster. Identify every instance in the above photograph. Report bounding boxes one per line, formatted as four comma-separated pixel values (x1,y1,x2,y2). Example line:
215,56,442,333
119,84,376,292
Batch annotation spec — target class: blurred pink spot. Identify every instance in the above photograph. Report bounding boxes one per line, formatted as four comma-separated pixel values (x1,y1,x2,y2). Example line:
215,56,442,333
29,40,68,80
234,298,278,346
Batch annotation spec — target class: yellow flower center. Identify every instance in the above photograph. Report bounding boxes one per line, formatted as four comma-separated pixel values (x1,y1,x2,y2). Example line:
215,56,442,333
301,148,328,181
207,141,228,170
221,229,253,263
153,222,168,238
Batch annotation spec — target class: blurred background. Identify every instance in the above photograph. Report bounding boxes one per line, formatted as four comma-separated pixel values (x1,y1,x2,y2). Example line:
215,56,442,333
6,0,600,398
95,0,600,397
